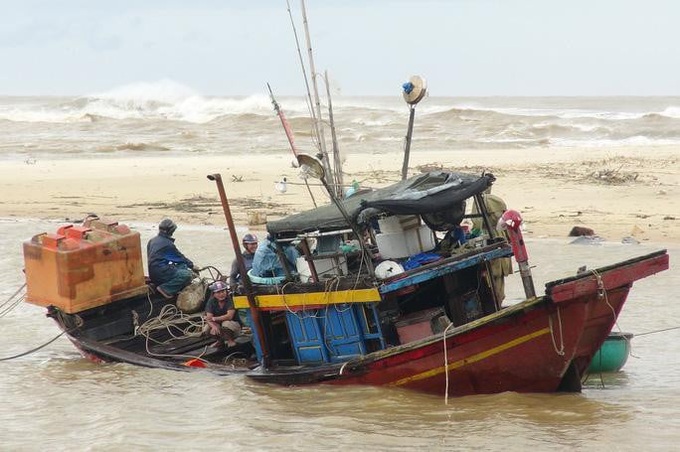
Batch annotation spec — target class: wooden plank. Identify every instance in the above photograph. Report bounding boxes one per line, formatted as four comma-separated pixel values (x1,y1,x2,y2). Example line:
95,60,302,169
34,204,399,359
548,253,669,303
233,288,381,309
379,246,512,294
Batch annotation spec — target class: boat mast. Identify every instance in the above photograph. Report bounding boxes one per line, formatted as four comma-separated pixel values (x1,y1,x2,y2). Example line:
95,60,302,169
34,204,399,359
324,70,344,198
300,0,334,191
285,0,317,138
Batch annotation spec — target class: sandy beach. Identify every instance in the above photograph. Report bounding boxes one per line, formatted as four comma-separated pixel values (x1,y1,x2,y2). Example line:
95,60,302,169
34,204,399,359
1,145,678,244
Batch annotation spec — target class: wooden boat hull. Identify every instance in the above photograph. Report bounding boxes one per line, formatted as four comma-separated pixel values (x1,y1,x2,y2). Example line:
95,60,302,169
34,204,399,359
45,248,667,397
47,293,255,374
247,251,668,396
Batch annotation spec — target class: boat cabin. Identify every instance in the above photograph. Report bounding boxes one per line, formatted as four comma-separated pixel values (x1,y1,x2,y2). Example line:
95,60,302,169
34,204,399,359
233,171,514,367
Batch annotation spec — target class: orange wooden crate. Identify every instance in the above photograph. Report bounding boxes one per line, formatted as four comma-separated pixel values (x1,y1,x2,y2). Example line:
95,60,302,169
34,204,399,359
23,220,147,313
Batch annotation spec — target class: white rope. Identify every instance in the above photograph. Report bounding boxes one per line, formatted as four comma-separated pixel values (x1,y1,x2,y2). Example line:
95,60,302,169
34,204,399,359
442,321,455,405
136,304,205,344
591,269,621,332
548,307,565,356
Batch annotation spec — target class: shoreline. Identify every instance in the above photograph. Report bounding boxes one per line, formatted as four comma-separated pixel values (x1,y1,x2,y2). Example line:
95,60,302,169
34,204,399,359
0,146,678,244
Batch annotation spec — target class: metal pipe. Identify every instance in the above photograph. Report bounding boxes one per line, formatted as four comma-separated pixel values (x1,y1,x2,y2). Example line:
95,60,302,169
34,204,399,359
207,173,270,366
401,105,416,180
499,210,536,299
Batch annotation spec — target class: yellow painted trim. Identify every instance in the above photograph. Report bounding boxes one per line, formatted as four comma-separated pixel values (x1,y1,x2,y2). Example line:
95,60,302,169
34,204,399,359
233,288,381,309
389,327,552,387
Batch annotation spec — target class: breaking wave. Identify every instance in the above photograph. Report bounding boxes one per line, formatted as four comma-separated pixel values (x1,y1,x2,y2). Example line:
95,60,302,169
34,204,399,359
2,86,680,156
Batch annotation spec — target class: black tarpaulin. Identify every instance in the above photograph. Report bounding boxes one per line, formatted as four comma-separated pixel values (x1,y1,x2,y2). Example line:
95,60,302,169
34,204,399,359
266,171,494,237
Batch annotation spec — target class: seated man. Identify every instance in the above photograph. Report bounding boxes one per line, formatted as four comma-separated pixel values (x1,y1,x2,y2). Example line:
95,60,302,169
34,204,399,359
229,233,258,289
250,235,299,278
203,281,241,348
147,218,199,298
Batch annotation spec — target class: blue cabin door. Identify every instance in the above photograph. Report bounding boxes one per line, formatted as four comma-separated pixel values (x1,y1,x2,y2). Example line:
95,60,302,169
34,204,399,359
286,310,329,364
322,304,366,362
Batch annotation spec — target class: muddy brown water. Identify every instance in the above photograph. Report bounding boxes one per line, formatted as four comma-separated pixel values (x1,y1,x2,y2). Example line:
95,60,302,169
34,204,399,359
1,219,678,451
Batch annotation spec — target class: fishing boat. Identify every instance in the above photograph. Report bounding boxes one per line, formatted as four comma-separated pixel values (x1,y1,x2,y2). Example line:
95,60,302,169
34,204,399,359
21,161,669,397
588,332,634,373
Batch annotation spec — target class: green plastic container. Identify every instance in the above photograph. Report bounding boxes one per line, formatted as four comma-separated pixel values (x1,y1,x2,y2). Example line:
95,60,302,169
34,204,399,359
588,332,633,373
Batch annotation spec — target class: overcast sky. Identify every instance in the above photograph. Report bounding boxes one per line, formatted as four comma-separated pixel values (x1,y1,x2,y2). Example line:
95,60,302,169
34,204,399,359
1,0,679,97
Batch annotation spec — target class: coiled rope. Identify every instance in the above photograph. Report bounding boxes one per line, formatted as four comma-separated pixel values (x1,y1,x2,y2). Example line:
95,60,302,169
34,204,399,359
134,304,213,363
135,304,205,344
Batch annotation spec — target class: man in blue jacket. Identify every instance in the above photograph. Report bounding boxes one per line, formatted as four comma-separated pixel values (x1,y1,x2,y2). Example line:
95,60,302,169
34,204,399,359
147,218,199,298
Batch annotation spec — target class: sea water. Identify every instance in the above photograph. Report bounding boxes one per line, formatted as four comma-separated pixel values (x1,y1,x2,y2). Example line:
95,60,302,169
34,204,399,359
2,88,680,160
0,218,678,451
1,87,680,449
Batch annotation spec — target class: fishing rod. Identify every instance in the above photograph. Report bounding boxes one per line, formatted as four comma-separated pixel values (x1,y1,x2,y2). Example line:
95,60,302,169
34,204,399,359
267,82,318,207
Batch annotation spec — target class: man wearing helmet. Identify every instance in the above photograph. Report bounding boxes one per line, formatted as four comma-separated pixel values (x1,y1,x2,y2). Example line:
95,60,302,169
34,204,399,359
203,281,241,348
229,233,258,289
147,218,199,299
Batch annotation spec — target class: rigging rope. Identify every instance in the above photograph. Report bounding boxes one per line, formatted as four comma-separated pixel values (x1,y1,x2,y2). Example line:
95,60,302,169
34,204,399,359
0,283,27,318
635,326,680,337
0,330,69,361
0,314,83,362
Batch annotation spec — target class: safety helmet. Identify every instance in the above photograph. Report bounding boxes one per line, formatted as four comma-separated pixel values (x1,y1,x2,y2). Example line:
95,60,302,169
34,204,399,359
210,281,229,293
242,233,258,244
158,218,177,236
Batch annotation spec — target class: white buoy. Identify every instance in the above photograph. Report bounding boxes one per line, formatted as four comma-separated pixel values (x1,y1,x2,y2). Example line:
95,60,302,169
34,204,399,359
275,177,288,194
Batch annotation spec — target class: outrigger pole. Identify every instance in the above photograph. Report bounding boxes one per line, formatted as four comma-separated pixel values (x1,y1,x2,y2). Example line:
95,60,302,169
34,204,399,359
267,83,318,207
207,173,270,367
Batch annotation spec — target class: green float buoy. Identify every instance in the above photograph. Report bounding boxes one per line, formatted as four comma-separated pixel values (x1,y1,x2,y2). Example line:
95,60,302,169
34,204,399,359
588,332,633,373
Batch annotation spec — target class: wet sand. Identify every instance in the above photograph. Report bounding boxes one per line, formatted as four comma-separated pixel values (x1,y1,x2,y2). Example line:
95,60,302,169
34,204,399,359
0,145,678,243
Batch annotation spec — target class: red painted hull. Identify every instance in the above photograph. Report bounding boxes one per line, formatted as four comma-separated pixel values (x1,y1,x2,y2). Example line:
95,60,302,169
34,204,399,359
328,287,624,396
319,252,668,396
50,250,668,397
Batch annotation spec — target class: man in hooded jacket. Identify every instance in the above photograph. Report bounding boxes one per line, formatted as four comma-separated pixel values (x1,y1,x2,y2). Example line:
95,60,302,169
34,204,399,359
147,218,199,298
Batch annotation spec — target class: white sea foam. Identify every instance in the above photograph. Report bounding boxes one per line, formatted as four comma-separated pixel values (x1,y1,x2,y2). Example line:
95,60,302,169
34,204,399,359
2,93,680,156
660,106,680,118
